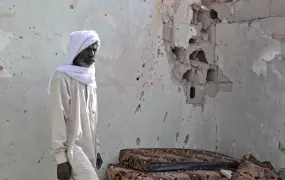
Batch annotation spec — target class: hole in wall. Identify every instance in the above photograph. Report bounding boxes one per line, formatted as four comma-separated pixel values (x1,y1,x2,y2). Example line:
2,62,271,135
189,37,197,44
136,138,140,146
196,50,207,63
210,9,218,20
189,50,208,63
190,87,195,99
189,51,198,61
201,28,208,34
206,69,216,82
172,47,184,63
182,70,192,82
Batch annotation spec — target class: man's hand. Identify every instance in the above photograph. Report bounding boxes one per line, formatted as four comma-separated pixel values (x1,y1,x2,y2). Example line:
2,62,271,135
57,162,72,180
96,153,103,170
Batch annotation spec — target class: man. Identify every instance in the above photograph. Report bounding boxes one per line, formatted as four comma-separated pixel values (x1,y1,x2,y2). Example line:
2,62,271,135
48,30,103,180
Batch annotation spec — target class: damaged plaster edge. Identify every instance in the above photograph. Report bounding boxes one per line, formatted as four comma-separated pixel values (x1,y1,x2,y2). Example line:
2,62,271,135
0,29,14,78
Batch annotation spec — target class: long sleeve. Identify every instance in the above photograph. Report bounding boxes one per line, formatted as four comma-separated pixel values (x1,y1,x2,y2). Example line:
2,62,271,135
96,134,100,153
49,73,70,164
95,96,100,154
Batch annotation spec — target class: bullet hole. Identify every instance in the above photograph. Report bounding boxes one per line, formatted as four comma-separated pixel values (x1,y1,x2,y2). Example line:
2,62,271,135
19,36,23,39
182,70,192,82
157,136,160,141
55,52,58,56
176,133,179,142
136,138,140,145
0,66,3,71
210,9,218,20
6,119,9,122
105,14,107,16
163,112,168,122
38,160,40,164
184,134,189,145
201,28,208,34
189,37,197,44
139,91,144,100
136,76,140,81
142,63,146,68
190,87,195,99
24,110,27,113
172,47,184,63
70,5,74,9
206,69,216,82
134,104,141,114
189,50,207,63
157,48,161,57
13,73,15,76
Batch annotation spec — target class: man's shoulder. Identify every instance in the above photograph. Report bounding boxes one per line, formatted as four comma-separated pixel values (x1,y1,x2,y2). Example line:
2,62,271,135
52,71,71,83
53,71,70,79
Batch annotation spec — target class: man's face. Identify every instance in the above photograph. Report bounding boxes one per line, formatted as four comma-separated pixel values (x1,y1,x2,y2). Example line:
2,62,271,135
73,42,99,67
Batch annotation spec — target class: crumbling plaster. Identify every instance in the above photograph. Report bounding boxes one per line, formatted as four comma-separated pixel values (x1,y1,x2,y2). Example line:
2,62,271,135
0,0,285,179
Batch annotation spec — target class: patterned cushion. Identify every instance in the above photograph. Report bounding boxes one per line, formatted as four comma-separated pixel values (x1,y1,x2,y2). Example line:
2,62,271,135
106,164,223,180
232,154,281,180
119,148,237,172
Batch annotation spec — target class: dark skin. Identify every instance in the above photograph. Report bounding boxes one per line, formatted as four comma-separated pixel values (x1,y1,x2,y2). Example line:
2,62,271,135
57,42,103,180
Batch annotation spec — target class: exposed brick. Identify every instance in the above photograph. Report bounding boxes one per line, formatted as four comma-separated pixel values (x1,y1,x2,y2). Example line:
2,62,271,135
196,69,208,84
186,85,205,105
234,0,270,22
210,4,235,23
205,83,218,97
174,23,195,47
187,43,215,65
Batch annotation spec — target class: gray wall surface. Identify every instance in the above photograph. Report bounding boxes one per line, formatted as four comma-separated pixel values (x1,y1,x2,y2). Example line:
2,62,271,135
0,0,285,179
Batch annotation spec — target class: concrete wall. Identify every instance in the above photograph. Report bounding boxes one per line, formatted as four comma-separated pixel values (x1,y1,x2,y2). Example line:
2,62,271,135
209,0,285,170
0,0,204,179
0,0,285,179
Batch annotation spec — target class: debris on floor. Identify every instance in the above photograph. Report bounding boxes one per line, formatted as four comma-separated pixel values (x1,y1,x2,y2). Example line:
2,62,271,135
105,148,281,180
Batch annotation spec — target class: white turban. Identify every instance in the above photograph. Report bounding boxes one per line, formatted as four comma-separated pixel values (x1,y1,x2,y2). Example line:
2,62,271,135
66,30,100,64
47,30,100,94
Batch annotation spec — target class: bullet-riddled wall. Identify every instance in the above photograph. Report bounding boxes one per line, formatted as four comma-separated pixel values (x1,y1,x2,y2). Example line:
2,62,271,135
0,0,285,179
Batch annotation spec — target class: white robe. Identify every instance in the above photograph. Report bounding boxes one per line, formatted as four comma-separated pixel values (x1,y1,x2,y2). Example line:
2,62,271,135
49,71,100,180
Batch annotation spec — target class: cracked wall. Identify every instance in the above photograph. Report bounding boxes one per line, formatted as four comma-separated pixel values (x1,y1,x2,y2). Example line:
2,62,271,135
162,0,232,106
1,0,285,179
162,0,285,171
0,0,210,179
